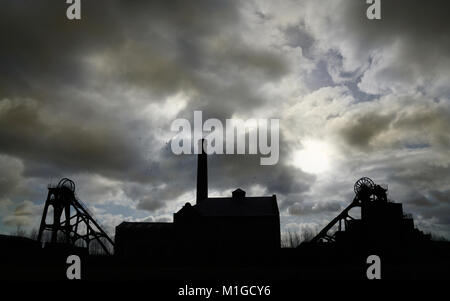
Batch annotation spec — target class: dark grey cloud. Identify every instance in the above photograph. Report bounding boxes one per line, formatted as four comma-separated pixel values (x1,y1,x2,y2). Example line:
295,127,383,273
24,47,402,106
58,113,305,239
0,0,291,180
332,94,450,154
137,196,167,212
288,200,341,216
0,98,144,179
342,0,450,57
0,155,24,201
1,0,270,231
339,112,394,151
0,0,449,239
283,23,315,57
309,0,450,94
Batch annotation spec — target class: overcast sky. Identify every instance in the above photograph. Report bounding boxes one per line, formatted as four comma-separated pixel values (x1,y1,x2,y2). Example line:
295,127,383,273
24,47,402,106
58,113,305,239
0,0,449,239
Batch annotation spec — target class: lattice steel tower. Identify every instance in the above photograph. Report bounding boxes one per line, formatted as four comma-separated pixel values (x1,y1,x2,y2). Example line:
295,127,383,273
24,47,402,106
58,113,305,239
37,178,114,254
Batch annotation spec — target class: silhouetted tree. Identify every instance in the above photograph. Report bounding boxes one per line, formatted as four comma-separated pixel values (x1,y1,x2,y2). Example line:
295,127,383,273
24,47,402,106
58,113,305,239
11,225,27,238
28,228,38,240
431,234,449,242
281,228,317,248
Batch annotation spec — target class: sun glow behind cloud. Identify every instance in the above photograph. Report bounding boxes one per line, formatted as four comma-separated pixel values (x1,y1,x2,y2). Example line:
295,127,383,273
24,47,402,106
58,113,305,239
293,139,332,174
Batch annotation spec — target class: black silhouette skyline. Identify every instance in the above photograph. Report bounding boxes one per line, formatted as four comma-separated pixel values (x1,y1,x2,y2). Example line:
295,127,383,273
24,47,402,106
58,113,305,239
0,0,449,282
1,147,449,280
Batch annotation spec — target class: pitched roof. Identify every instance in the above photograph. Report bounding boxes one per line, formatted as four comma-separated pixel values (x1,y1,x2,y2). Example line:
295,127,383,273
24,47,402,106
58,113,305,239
193,195,278,217
116,222,173,231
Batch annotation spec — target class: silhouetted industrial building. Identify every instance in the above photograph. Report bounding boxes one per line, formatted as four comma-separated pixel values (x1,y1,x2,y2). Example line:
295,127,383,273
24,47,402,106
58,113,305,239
115,141,280,261
115,222,174,258
311,177,430,248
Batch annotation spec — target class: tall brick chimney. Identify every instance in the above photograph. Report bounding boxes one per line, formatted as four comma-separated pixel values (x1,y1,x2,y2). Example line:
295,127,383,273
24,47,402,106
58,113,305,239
196,139,207,204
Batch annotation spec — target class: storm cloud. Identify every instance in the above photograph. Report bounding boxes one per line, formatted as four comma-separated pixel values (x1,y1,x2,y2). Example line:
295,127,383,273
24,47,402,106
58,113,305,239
0,0,449,239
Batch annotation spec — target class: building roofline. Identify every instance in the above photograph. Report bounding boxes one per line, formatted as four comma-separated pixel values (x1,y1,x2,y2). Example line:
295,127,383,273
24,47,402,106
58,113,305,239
116,221,173,228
